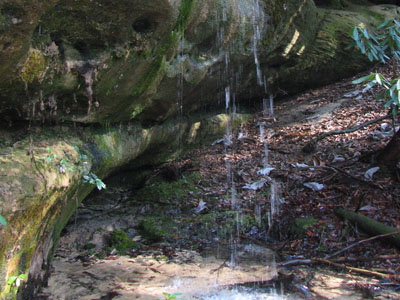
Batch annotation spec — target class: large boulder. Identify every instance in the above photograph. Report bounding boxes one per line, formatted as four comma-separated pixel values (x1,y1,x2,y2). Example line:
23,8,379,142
0,0,396,125
0,0,399,298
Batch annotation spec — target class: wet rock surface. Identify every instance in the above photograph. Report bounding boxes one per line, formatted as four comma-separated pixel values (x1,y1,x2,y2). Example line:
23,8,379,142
1,0,395,124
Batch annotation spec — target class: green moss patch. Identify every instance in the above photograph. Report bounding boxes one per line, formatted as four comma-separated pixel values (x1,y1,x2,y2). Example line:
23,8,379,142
108,229,139,253
21,49,47,84
138,217,177,242
290,217,319,236
134,172,202,204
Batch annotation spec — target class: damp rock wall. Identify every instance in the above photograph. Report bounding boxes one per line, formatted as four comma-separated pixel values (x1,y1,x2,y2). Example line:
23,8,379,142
1,0,398,125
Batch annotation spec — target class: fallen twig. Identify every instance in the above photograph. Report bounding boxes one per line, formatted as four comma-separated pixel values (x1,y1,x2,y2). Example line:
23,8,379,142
278,254,399,268
312,257,392,279
278,259,315,267
332,254,399,263
210,258,229,274
279,257,394,279
326,231,400,259
303,115,390,153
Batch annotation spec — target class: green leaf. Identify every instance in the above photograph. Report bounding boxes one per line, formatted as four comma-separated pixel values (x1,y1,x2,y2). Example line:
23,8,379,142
392,106,398,116
384,99,394,108
377,90,386,100
19,274,26,280
352,74,374,84
353,27,359,41
377,20,391,29
375,73,382,85
0,214,6,226
7,276,17,285
362,28,369,39
364,81,376,91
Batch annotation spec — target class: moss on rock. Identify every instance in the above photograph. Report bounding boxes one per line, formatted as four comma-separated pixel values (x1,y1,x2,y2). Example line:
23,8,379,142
108,230,138,253
138,218,176,242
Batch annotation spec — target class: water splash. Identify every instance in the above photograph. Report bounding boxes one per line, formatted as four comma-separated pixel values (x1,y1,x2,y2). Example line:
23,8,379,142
200,287,288,300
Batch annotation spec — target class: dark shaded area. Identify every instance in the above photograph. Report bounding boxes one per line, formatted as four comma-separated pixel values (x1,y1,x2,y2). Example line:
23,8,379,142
132,18,153,33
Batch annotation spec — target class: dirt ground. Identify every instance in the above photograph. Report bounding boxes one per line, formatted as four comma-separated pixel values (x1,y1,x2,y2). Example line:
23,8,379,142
40,65,400,300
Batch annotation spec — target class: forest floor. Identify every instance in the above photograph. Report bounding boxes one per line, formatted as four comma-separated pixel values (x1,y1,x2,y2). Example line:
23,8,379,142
42,65,400,300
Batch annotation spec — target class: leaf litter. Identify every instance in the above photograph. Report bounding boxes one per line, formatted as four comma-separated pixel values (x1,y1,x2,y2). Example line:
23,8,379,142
43,64,400,299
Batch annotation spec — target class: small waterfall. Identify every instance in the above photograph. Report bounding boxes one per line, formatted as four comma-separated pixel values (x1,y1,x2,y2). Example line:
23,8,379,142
170,1,284,298
176,27,185,172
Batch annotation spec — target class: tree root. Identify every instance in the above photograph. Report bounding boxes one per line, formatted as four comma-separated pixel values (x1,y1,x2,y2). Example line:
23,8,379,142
336,207,400,249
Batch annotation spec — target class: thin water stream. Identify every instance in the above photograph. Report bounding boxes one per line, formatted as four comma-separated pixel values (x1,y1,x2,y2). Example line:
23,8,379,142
43,1,291,299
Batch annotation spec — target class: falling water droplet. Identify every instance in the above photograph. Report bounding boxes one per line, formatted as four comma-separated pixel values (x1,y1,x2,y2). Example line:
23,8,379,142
225,86,230,110
269,94,274,116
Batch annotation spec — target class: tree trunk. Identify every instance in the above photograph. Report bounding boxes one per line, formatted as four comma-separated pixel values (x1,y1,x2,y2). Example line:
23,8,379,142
377,129,400,167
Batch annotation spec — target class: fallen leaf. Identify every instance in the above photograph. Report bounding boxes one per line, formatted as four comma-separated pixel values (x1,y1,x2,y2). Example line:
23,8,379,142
304,182,324,191
193,200,207,213
257,167,275,176
364,167,380,181
359,205,378,211
243,179,267,190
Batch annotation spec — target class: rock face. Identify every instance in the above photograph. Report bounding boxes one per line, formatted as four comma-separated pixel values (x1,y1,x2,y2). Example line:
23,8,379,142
0,0,399,298
1,0,396,125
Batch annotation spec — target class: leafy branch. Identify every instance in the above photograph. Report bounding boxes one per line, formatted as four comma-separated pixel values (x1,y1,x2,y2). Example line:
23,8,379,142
74,146,106,190
349,19,400,117
42,146,106,190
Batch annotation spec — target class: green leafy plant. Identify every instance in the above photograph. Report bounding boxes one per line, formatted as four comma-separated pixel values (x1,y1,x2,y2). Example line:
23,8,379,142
74,146,106,190
7,273,26,295
349,19,400,117
44,147,56,163
158,292,184,300
41,146,106,190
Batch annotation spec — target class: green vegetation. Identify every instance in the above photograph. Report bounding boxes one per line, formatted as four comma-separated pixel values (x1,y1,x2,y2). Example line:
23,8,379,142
20,49,47,84
349,19,400,117
290,218,319,236
135,172,201,203
6,273,26,297
41,146,106,190
108,229,138,253
74,146,106,190
138,218,175,242
158,292,184,300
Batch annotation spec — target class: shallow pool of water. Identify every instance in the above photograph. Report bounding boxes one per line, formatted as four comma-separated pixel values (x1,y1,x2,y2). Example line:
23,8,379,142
195,287,289,300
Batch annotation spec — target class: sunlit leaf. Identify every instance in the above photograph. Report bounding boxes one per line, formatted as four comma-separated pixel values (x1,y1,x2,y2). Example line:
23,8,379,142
375,73,382,85
352,74,374,84
7,276,17,285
